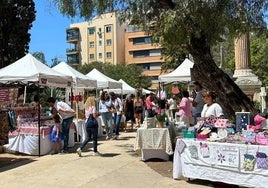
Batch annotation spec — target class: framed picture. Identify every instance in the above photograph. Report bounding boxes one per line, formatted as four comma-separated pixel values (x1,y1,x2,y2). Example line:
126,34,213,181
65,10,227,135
235,112,250,132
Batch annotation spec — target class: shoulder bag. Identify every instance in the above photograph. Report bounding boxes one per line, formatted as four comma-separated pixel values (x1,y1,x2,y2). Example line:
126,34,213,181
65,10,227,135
85,114,98,128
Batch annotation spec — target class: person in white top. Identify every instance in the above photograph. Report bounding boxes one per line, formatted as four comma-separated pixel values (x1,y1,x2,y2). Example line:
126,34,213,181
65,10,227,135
167,95,177,121
110,92,123,139
47,97,75,153
76,96,99,157
99,91,113,140
201,90,223,117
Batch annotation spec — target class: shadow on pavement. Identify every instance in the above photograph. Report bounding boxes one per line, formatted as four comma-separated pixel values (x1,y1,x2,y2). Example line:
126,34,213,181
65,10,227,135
0,155,36,173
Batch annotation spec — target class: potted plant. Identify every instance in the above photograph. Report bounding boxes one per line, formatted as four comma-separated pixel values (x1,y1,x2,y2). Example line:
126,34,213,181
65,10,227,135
156,113,167,128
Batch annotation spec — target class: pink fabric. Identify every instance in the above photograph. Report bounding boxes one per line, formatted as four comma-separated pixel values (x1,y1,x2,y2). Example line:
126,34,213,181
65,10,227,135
178,97,192,117
145,96,153,109
254,114,266,130
10,126,52,136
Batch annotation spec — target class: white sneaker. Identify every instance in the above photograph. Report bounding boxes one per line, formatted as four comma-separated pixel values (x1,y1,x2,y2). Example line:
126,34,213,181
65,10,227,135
76,148,82,157
92,152,100,156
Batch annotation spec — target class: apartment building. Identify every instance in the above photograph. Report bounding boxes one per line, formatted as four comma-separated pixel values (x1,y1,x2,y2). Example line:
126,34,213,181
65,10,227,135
66,12,126,66
66,12,164,89
125,25,164,89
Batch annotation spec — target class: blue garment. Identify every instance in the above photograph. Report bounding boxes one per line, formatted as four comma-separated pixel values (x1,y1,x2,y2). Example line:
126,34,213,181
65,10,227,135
50,130,62,142
80,127,98,152
113,113,122,136
101,112,113,138
62,116,74,151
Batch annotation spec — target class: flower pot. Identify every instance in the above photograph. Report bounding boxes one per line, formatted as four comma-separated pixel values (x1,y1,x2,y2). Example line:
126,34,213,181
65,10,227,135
158,121,164,128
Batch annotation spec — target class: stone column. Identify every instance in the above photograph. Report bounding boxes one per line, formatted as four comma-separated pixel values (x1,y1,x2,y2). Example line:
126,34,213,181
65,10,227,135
233,32,262,100
234,33,250,70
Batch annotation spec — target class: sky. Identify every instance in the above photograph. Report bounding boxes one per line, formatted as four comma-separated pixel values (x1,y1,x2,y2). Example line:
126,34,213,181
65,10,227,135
29,1,83,66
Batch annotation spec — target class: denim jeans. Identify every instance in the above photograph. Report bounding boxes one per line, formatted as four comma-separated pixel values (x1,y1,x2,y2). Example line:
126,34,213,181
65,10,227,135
62,116,74,151
101,112,113,138
113,113,122,136
80,127,98,152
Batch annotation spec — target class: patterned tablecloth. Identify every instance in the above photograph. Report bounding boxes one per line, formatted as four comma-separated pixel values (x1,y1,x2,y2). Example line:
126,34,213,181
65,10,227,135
9,126,52,136
173,138,268,188
134,128,173,155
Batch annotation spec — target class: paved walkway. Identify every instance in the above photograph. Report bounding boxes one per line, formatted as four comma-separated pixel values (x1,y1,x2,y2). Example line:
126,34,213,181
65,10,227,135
0,131,210,188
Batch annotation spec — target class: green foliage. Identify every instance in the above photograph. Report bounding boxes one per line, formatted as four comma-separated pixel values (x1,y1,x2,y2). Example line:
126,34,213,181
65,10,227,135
32,52,46,65
50,57,61,68
0,0,36,68
251,32,268,87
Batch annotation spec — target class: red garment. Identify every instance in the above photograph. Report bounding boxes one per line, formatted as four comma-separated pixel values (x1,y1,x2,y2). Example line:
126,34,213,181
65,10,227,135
172,86,180,94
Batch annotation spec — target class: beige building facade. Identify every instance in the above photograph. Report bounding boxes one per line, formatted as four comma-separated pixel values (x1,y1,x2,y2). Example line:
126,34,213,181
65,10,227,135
125,26,164,89
66,12,164,89
66,12,126,66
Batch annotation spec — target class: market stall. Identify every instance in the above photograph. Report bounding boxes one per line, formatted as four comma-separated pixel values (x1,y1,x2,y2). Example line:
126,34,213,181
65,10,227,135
4,107,76,155
172,115,268,188
0,53,73,156
173,139,268,188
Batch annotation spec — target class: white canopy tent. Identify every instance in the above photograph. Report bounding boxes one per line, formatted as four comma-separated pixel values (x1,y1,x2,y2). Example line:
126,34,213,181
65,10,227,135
158,58,194,84
105,79,155,95
86,68,122,89
52,62,97,89
52,62,98,120
0,53,72,88
0,53,73,156
105,79,136,95
142,88,154,95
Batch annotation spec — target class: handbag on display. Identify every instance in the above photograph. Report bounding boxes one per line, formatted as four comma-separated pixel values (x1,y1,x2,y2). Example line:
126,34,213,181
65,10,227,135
243,154,255,171
256,152,268,169
85,114,98,128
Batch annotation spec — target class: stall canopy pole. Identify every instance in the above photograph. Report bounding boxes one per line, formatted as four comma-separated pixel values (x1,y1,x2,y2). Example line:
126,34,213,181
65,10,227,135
23,85,27,105
38,86,41,157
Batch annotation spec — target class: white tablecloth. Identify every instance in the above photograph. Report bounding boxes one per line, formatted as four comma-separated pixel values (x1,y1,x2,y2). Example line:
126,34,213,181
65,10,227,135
134,128,173,161
173,138,268,188
4,126,76,155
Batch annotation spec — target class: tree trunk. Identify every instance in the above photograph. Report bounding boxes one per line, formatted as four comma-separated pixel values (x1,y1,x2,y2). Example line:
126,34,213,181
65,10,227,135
188,34,257,122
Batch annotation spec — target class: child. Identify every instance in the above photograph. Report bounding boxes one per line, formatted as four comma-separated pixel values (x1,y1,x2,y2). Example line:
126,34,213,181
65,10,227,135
50,113,62,154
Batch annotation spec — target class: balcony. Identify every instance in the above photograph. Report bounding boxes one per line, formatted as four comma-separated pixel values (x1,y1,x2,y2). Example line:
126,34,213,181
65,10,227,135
66,28,80,42
67,59,79,66
67,54,79,65
66,48,80,54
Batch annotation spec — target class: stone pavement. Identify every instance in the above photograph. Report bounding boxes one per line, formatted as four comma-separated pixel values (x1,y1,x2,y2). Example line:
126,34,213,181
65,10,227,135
0,131,212,188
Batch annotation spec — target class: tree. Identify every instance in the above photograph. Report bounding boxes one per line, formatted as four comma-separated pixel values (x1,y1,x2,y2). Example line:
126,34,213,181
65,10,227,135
0,0,36,68
32,52,46,64
50,57,62,68
53,0,268,120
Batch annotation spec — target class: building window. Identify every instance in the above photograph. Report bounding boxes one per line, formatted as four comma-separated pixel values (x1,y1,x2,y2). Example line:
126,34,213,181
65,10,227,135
133,37,152,45
133,50,149,57
141,63,150,70
133,49,161,58
89,42,94,48
99,53,102,59
88,27,95,35
150,49,161,56
106,52,112,59
98,40,102,46
106,39,112,46
106,26,112,33
89,54,94,60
